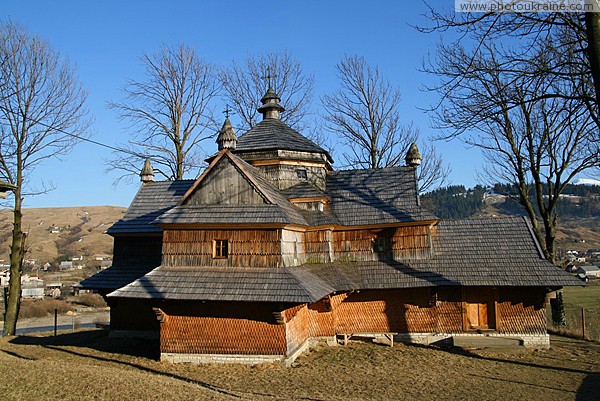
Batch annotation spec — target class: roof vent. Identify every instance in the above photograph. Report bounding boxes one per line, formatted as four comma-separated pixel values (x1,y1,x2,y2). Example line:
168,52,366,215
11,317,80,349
405,143,422,168
257,87,285,120
140,159,155,184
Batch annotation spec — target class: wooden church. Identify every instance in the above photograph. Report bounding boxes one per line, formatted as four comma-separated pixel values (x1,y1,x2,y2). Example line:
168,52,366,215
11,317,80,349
81,88,579,364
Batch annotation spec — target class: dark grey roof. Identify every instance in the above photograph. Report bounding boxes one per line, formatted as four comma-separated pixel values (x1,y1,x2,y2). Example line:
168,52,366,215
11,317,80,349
78,265,153,291
326,167,437,226
107,180,195,235
108,266,334,303
106,217,580,302
234,119,332,162
156,205,306,225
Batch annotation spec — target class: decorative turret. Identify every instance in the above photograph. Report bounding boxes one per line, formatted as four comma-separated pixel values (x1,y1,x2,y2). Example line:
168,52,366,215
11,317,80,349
140,159,155,184
216,117,237,150
405,143,422,168
257,87,285,120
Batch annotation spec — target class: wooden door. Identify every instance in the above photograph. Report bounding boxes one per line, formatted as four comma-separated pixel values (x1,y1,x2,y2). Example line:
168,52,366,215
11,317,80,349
463,288,497,331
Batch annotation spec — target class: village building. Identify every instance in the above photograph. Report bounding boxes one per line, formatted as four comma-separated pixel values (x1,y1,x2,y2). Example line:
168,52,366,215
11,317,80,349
81,88,580,365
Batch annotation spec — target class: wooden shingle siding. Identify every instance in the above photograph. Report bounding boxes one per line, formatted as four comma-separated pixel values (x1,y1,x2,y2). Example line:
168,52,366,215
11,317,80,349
159,302,287,355
304,230,333,263
257,163,327,191
161,315,286,355
162,229,282,267
335,289,433,333
285,305,310,356
391,225,432,260
497,287,547,335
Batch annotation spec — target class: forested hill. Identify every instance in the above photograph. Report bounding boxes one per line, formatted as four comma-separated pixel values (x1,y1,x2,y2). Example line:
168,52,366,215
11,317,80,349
421,183,600,220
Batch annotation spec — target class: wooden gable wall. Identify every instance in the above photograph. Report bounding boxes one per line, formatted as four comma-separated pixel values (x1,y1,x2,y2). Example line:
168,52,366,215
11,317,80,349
185,157,267,206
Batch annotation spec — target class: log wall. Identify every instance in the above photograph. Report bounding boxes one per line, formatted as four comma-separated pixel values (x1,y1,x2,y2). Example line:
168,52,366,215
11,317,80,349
162,229,282,267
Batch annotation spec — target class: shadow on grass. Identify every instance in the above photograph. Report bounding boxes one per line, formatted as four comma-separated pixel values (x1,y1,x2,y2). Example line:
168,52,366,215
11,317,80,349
10,330,245,399
10,329,159,359
406,341,596,375
577,375,600,401
8,330,333,401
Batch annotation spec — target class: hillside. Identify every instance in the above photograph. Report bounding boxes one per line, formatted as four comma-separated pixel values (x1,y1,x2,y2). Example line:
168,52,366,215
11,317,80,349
422,184,600,253
0,206,125,266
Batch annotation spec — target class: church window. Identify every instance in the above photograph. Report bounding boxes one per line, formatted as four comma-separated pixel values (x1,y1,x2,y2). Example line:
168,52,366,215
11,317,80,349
296,169,308,180
213,239,229,258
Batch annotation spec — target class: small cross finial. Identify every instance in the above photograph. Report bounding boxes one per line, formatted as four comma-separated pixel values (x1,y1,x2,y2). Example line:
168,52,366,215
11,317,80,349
261,66,278,89
222,104,234,118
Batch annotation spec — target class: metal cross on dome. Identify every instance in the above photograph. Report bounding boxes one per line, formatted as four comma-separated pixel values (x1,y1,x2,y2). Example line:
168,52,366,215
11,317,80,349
222,104,234,118
261,66,278,89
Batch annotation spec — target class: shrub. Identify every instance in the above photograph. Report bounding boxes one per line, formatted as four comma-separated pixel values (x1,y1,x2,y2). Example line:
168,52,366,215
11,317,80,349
19,299,74,318
74,293,107,308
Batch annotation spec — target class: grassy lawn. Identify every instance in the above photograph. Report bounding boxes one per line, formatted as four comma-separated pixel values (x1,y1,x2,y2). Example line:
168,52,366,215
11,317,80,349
562,283,600,312
549,282,600,341
0,330,598,401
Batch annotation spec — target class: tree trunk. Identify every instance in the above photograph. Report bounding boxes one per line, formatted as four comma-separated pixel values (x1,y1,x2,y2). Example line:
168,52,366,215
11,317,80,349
585,12,600,107
3,190,24,336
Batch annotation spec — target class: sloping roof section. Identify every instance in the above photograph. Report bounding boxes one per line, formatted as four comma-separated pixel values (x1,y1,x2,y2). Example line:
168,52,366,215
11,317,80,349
107,180,195,235
108,266,334,303
234,119,333,162
78,265,153,291
325,167,437,226
107,217,579,302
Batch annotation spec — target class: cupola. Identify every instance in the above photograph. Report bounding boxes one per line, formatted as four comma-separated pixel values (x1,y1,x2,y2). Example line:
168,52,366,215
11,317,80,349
140,159,155,184
405,143,422,168
216,117,237,150
257,87,285,120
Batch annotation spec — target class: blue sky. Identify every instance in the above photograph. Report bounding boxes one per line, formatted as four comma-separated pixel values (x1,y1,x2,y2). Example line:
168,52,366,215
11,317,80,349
1,0,485,208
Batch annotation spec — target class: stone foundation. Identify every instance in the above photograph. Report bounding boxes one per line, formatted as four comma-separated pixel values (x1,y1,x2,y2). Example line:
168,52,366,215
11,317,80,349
394,332,550,349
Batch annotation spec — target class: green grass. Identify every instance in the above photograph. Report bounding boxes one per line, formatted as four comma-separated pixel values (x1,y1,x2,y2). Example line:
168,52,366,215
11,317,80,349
562,283,600,312
548,282,600,341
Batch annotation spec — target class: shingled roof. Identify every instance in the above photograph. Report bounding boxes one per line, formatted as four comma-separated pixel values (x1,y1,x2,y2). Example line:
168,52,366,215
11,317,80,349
107,217,579,303
234,119,333,162
108,266,334,303
325,167,437,226
107,180,195,235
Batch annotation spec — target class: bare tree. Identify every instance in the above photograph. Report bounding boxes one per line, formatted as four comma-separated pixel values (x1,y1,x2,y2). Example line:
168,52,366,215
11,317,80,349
322,55,448,192
0,21,88,335
428,39,599,262
109,44,220,181
220,50,314,133
419,6,599,131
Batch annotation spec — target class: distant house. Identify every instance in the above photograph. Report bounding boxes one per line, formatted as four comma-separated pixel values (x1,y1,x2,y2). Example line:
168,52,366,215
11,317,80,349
21,275,45,299
576,266,600,280
60,261,73,270
0,269,9,287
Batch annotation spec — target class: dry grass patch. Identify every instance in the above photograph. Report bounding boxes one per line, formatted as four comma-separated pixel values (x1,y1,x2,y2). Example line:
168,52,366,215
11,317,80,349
18,299,74,318
0,331,599,401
